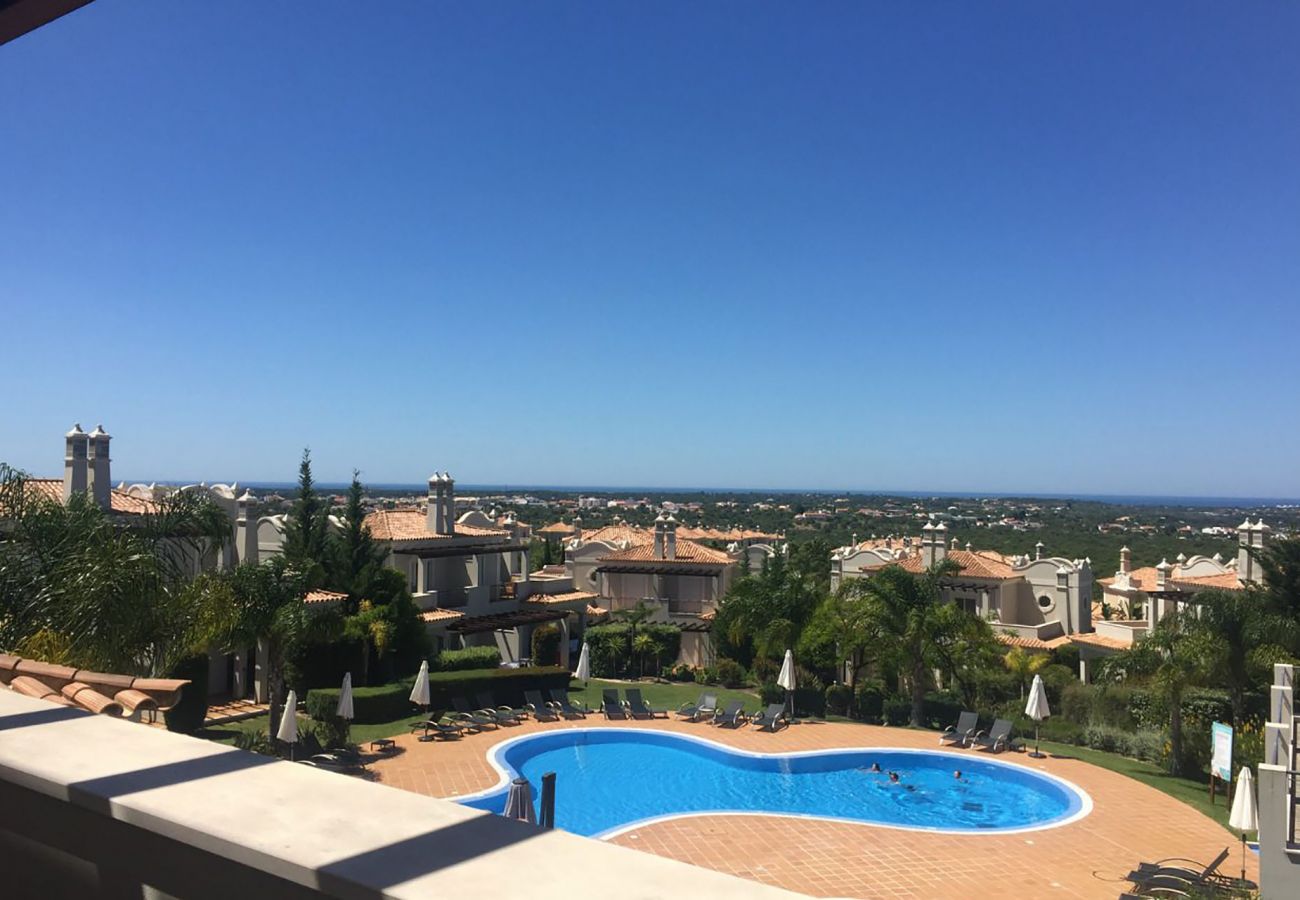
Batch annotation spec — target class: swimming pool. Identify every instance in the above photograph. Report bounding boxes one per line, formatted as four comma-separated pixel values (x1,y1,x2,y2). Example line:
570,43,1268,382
458,728,1091,838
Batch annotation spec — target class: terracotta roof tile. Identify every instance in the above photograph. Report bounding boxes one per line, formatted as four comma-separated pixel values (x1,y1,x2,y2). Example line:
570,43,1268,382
996,633,1071,650
1101,567,1244,594
0,655,190,718
599,539,732,566
418,608,465,623
304,589,348,605
364,508,509,543
525,590,599,605
586,604,609,619
538,522,576,535
25,478,160,515
1170,572,1244,592
899,550,1017,580
1099,566,1163,592
573,524,652,547
1069,632,1133,650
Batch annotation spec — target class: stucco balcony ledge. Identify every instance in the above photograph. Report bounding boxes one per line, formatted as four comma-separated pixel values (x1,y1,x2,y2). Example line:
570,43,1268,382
0,690,801,899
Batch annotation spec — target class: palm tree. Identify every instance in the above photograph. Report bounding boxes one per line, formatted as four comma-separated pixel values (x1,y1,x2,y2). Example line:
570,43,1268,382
1101,610,1207,776
1003,646,1049,700
847,559,970,727
0,465,232,677
613,601,656,677
632,632,657,677
220,558,341,738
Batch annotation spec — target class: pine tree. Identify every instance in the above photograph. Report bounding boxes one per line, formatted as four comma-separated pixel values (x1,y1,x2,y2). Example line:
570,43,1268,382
281,448,331,586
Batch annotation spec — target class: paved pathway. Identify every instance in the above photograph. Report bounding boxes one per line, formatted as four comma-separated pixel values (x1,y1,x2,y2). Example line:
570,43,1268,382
367,715,1255,899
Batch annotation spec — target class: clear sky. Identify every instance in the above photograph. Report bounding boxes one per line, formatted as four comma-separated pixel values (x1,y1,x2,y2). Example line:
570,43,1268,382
3,2,1298,496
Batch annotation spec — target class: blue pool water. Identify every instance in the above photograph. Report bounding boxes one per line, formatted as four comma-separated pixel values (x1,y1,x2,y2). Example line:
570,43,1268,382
459,729,1087,837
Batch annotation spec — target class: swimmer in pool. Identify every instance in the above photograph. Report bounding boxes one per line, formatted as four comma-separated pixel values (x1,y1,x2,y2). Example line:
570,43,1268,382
953,770,962,780
869,762,881,773
888,771,900,783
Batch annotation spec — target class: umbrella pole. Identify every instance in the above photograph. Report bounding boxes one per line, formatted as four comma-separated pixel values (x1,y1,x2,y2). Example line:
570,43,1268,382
1240,832,1247,884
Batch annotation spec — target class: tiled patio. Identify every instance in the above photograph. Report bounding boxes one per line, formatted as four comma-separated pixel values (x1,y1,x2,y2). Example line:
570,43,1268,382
367,716,1256,899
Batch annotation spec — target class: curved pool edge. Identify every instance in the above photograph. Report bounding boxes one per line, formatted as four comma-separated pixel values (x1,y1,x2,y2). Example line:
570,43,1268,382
454,726,1095,838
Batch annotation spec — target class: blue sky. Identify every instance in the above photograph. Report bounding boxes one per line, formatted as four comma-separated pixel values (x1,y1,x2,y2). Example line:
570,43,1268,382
2,2,1298,496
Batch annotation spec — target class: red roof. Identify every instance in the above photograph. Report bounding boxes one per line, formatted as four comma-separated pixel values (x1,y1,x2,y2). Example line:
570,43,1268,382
600,539,732,566
24,478,159,515
364,508,508,543
0,654,188,718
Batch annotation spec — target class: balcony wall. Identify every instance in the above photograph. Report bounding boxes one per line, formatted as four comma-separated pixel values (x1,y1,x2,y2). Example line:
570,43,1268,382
0,690,799,900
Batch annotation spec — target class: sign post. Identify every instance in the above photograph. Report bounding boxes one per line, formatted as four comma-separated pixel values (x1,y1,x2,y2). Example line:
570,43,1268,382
1210,721,1233,804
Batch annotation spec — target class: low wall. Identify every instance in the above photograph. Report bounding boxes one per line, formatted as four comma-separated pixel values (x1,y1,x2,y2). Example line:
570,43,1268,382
0,690,800,899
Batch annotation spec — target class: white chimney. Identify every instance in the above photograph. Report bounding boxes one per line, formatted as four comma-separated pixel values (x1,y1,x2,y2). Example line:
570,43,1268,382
1237,519,1254,584
653,512,667,559
62,424,88,502
1120,546,1131,574
665,514,677,560
86,424,111,510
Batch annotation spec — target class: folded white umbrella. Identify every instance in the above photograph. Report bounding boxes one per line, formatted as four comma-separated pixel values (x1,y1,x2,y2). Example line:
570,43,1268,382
503,777,536,824
1025,673,1050,758
777,650,796,720
276,689,299,746
337,672,355,721
1229,765,1258,882
574,642,592,711
409,660,431,708
574,643,590,682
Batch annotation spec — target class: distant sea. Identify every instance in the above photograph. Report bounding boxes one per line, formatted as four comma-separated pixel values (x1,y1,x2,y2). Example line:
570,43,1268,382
225,483,1299,509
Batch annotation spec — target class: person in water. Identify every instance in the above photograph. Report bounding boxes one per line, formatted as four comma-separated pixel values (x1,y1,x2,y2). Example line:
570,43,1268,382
869,762,881,773
888,771,900,783
953,770,962,780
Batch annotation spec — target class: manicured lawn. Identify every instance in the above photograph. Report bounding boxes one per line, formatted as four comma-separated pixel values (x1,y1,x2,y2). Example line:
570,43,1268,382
1034,739,1238,831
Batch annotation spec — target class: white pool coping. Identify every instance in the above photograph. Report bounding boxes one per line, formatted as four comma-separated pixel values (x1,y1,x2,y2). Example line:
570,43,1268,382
454,726,1095,839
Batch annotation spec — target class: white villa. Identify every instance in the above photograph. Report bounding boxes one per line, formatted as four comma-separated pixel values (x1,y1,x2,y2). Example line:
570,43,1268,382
832,521,1094,644
1082,520,1270,663
560,514,780,666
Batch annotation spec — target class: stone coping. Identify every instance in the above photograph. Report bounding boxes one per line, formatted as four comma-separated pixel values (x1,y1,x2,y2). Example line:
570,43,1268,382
0,691,799,899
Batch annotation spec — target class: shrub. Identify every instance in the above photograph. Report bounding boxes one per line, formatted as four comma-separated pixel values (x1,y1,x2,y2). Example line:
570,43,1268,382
163,654,210,734
694,666,718,685
750,656,778,685
1051,643,1080,673
715,658,747,688
921,692,964,730
1081,724,1165,764
584,623,681,678
824,683,852,716
306,666,571,723
432,646,501,672
759,682,784,706
663,664,695,682
1036,718,1085,745
882,696,911,726
853,680,886,723
531,624,562,667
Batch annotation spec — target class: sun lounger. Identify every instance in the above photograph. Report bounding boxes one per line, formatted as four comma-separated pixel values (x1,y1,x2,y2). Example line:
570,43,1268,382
939,710,979,747
625,688,668,719
1126,847,1235,891
548,689,588,718
971,718,1016,752
525,690,559,721
712,699,746,727
602,688,628,719
451,697,500,729
477,691,524,724
676,692,717,721
749,703,788,732
411,716,465,740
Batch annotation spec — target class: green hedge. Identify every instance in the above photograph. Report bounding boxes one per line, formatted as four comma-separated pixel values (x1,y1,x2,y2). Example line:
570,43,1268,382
306,666,571,724
431,646,501,672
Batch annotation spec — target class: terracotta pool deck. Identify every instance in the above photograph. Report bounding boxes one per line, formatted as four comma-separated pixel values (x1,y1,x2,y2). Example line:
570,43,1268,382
367,716,1256,899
